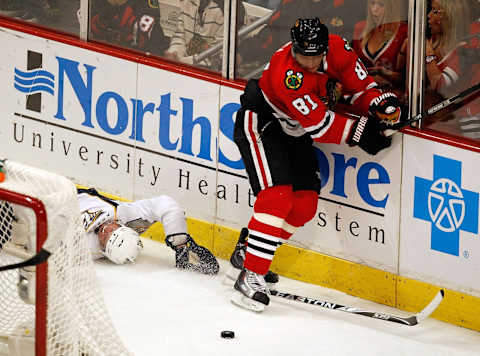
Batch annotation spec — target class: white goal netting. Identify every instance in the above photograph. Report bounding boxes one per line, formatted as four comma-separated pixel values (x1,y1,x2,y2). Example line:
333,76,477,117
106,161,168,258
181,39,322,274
0,160,131,356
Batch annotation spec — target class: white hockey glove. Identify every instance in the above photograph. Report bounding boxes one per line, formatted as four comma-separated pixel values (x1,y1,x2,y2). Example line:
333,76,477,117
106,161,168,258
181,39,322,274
81,209,114,233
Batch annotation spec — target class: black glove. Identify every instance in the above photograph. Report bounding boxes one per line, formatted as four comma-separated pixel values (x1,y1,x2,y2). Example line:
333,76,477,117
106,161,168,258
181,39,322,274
166,234,219,275
325,78,342,109
369,92,401,128
347,116,392,155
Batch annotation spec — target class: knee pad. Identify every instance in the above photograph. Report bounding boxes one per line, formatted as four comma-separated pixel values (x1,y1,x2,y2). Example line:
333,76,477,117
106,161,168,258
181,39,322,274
253,185,294,218
285,190,318,227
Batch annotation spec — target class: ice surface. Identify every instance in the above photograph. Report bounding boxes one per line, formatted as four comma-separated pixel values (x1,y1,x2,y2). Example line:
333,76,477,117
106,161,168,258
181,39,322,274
95,238,480,356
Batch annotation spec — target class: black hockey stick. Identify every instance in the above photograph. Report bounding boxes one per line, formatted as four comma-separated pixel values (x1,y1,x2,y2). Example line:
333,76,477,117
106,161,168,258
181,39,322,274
270,288,444,326
0,248,51,272
384,81,480,136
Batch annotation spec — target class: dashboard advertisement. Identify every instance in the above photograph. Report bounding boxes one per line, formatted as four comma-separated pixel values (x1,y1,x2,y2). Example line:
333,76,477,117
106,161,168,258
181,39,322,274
0,27,402,273
401,134,480,296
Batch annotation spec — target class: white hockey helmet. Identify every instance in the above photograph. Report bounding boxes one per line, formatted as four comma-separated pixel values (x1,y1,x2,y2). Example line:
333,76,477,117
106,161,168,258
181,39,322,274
103,226,143,264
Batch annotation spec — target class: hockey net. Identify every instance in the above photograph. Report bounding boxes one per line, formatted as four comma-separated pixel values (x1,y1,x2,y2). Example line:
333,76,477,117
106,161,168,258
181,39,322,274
0,160,131,356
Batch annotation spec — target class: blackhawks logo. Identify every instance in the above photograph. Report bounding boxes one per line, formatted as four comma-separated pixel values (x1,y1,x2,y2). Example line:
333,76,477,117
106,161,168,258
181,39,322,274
285,70,303,90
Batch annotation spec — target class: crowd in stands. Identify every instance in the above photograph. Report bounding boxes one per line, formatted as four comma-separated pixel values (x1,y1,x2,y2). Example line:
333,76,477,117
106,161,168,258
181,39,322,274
0,0,479,141
421,0,480,139
0,0,79,34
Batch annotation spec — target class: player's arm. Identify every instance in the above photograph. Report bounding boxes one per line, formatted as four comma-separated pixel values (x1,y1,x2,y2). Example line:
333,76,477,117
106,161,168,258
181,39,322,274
116,195,188,237
117,196,219,274
284,88,354,145
333,37,402,127
283,89,390,156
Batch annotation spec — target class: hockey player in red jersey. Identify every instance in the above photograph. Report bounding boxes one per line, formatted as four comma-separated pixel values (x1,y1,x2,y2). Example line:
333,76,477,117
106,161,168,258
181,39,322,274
230,18,401,312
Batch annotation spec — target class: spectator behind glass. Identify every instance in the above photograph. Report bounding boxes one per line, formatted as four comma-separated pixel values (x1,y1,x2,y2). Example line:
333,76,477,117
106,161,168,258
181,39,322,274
352,0,407,102
164,0,246,72
457,1,480,139
423,0,470,129
89,0,169,57
236,0,367,79
0,0,53,22
0,0,80,35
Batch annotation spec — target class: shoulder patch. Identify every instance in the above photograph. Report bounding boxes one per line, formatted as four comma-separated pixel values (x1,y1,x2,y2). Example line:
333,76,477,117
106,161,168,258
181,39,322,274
285,69,304,90
82,209,105,232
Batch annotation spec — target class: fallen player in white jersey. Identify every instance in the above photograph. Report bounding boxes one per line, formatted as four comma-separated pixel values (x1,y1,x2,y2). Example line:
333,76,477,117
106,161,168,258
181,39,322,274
78,188,219,275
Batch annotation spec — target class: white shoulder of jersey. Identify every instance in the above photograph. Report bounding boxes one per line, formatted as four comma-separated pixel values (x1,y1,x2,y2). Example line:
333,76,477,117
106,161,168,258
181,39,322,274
78,193,115,212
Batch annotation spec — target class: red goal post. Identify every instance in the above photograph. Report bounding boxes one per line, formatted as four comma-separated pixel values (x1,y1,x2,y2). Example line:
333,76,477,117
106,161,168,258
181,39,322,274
0,160,131,356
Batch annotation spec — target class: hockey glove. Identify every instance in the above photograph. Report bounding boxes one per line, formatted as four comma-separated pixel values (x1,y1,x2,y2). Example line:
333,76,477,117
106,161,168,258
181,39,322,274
166,234,219,275
369,92,401,127
347,116,392,155
325,78,342,109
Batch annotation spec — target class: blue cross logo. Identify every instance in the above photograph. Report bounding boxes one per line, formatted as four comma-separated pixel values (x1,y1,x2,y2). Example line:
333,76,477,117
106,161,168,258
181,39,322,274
413,155,479,256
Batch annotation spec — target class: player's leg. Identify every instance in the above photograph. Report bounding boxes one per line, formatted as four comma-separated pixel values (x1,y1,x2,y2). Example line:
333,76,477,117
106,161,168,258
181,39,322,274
231,109,296,311
228,227,279,284
281,135,320,240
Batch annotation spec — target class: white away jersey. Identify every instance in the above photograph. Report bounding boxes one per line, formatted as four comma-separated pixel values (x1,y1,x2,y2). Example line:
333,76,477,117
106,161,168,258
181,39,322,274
78,190,188,260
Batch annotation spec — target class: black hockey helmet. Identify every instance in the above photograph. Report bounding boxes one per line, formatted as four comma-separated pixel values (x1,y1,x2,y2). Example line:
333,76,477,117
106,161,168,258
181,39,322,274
290,18,329,56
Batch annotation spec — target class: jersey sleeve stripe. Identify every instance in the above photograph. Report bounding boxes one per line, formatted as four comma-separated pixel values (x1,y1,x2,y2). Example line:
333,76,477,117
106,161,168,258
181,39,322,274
304,111,332,134
309,111,336,139
350,82,378,104
341,119,354,144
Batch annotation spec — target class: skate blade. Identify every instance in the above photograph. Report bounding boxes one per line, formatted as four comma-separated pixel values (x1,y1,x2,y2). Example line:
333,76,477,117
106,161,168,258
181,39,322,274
230,291,265,312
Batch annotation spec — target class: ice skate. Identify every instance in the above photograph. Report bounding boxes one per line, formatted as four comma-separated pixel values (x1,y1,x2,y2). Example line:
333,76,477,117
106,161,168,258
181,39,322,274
231,268,270,312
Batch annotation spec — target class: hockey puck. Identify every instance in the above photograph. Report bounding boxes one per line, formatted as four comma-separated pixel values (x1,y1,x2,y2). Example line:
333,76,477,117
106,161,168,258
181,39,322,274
221,330,235,339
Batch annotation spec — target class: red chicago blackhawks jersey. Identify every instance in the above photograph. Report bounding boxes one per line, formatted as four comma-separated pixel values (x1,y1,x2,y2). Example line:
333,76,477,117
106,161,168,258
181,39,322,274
258,34,382,144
